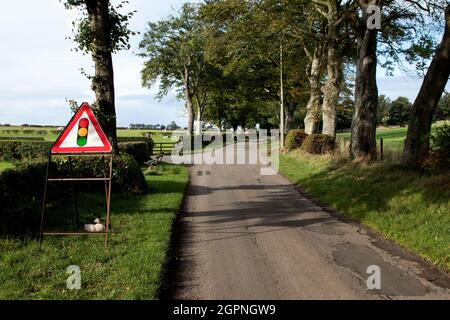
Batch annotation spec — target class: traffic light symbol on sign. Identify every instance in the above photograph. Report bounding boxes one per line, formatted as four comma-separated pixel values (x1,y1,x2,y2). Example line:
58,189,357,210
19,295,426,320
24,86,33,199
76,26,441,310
77,118,89,147
51,103,112,154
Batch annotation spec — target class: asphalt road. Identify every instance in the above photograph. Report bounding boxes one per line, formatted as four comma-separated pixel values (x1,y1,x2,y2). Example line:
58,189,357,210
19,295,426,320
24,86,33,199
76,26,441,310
167,142,450,300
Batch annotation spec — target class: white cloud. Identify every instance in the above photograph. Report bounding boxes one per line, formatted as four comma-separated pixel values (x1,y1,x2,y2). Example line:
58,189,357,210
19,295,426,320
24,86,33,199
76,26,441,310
0,0,192,127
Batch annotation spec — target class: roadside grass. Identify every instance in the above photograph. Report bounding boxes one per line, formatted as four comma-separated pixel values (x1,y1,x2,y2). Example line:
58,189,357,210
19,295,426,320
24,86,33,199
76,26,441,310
280,151,450,272
0,161,14,172
0,162,188,300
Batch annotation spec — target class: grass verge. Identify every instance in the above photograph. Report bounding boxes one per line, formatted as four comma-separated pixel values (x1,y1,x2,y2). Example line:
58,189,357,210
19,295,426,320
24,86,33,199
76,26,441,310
280,151,450,272
0,162,188,299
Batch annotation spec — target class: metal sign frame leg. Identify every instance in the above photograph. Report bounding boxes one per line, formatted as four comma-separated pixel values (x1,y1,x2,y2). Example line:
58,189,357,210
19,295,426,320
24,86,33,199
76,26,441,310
39,153,113,249
39,153,52,245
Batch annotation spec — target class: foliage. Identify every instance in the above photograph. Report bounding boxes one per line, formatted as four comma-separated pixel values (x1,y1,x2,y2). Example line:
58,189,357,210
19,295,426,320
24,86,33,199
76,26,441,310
0,161,57,236
386,97,412,126
56,154,147,194
139,4,208,100
0,141,53,162
0,162,14,172
424,124,450,172
200,0,311,130
377,95,392,125
336,96,354,130
301,134,335,155
285,129,308,151
435,92,450,120
166,121,180,131
117,136,154,156
63,0,137,54
0,137,45,141
118,142,150,164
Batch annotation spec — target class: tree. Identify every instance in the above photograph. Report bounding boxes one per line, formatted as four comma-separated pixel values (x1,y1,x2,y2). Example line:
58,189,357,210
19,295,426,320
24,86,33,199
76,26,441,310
303,43,326,134
201,0,311,134
167,121,180,130
377,94,391,125
349,0,381,159
64,0,135,152
312,0,344,138
386,96,411,125
347,0,447,160
282,0,327,134
403,4,450,168
139,3,206,135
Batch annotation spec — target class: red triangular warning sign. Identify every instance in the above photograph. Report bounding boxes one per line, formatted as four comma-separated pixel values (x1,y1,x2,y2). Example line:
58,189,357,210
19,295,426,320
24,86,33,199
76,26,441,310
51,103,112,154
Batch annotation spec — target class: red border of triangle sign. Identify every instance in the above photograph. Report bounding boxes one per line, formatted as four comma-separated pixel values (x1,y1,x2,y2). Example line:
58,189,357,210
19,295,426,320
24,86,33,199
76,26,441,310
51,103,112,154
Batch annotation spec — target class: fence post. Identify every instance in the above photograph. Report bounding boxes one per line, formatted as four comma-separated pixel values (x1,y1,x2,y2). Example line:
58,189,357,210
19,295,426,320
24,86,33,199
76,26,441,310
380,138,384,162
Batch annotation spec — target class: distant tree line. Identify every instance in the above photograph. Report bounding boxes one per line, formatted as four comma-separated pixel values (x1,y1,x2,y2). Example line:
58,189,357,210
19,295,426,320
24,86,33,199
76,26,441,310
378,92,450,126
129,121,180,130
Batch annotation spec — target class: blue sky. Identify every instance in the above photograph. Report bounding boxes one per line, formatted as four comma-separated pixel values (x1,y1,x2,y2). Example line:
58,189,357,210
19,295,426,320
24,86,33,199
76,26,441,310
0,0,448,127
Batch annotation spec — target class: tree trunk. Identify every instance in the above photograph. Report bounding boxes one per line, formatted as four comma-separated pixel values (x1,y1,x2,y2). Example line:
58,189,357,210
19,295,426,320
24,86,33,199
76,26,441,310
85,0,118,153
195,91,206,135
304,46,323,134
402,5,450,167
186,94,195,136
285,101,297,132
280,41,285,147
321,0,340,138
350,25,379,160
183,67,195,136
196,106,203,135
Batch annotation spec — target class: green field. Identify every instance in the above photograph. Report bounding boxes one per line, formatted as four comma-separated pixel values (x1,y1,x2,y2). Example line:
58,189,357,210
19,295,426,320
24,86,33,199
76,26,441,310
338,127,408,149
280,151,450,272
337,122,448,153
0,163,188,299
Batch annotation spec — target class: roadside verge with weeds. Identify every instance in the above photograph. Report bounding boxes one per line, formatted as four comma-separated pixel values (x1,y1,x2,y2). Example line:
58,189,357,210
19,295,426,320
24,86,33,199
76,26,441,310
280,150,450,272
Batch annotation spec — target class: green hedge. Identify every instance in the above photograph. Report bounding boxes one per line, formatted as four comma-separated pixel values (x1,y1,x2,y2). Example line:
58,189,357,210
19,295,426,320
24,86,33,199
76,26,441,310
117,137,154,155
300,134,335,155
285,130,308,151
0,161,63,236
118,142,150,164
0,137,45,141
0,154,147,237
53,154,148,194
0,141,52,161
0,138,155,162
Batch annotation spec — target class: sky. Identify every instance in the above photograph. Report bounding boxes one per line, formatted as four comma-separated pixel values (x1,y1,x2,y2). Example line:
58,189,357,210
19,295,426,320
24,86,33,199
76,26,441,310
0,0,448,127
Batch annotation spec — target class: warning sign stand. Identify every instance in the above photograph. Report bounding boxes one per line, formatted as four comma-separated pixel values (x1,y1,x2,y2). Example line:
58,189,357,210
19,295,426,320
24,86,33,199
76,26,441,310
39,103,113,248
